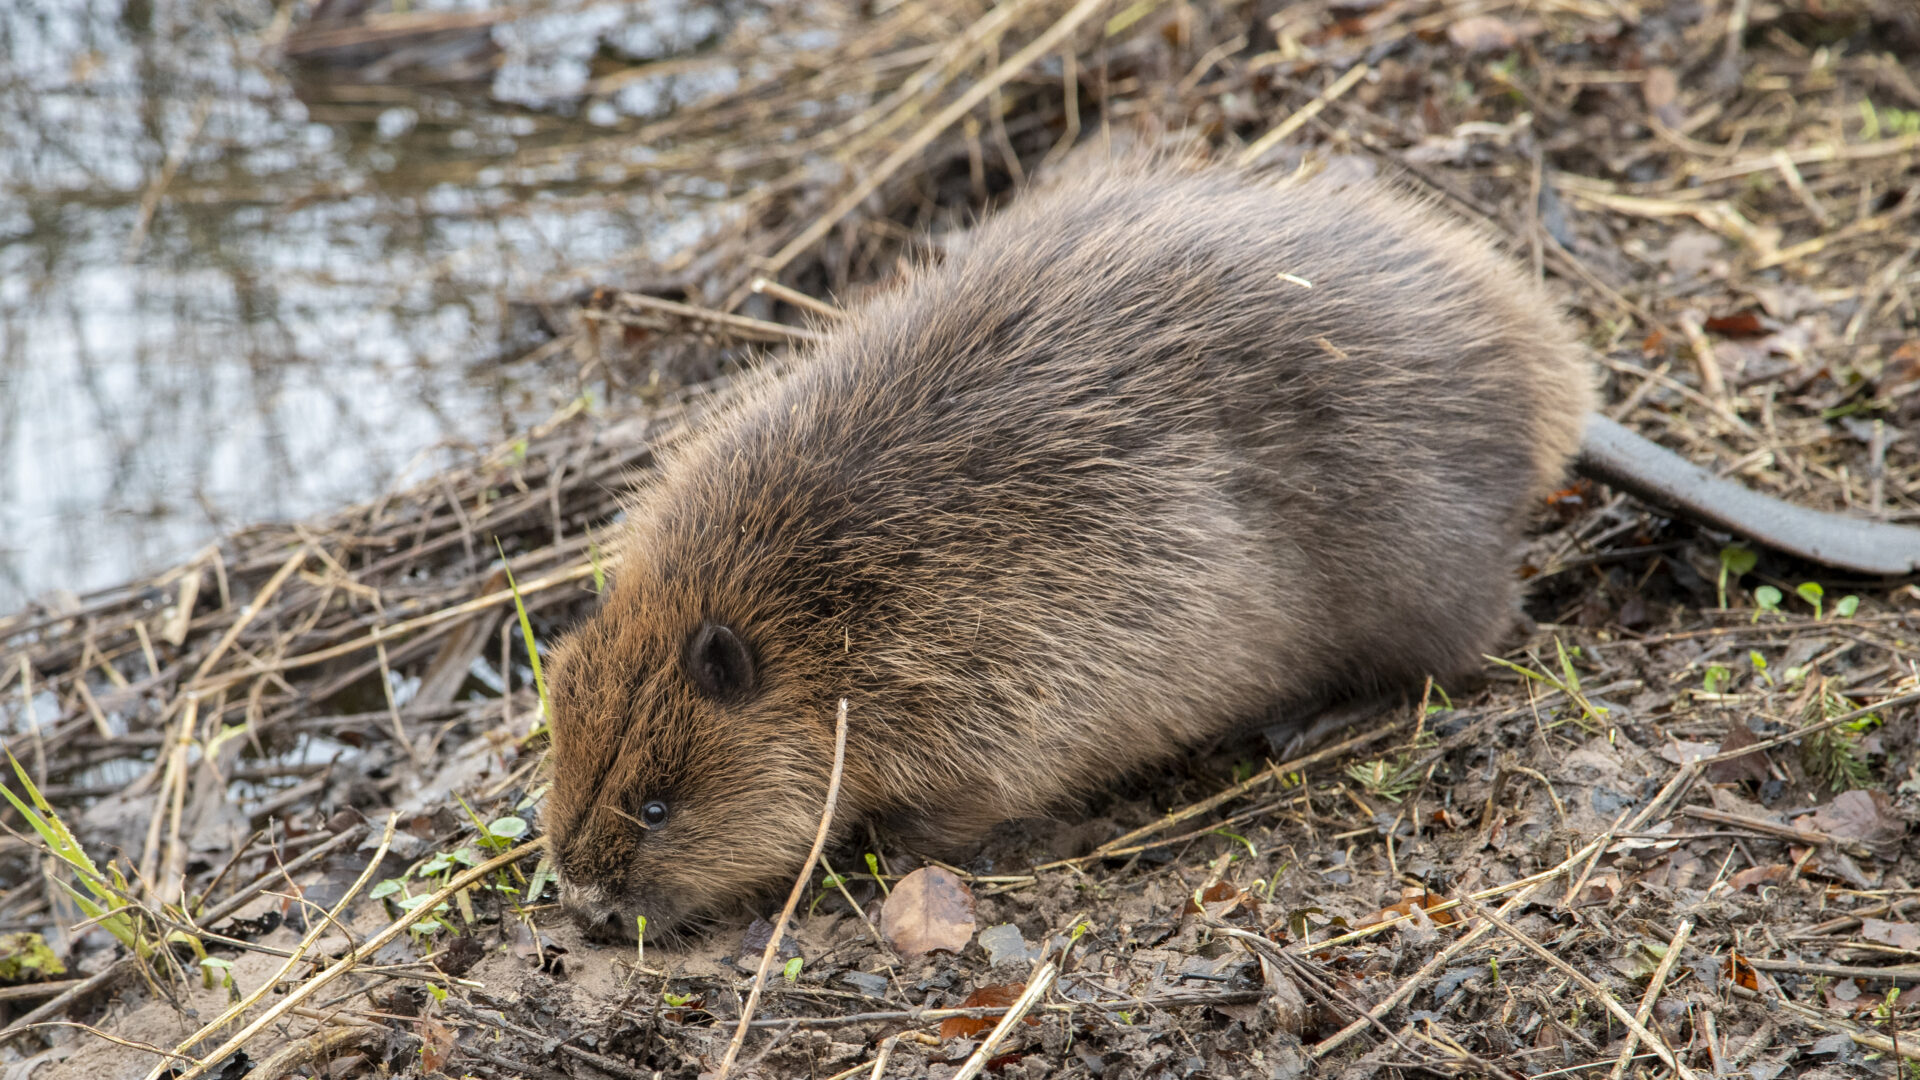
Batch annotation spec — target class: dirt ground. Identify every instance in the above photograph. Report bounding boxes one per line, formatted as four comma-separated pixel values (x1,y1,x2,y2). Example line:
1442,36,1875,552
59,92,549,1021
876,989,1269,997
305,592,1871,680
6,0,1920,1077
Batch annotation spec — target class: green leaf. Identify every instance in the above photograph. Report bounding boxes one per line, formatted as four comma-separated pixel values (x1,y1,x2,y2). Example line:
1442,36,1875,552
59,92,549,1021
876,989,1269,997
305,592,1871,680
1752,585,1783,621
1835,595,1860,619
1797,582,1825,619
1702,665,1730,694
783,957,803,982
1718,545,1757,609
486,816,529,840
1720,545,1758,577
370,879,405,900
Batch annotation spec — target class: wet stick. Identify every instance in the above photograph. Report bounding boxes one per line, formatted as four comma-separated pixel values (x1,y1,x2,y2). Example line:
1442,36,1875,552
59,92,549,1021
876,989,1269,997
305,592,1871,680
714,698,850,1080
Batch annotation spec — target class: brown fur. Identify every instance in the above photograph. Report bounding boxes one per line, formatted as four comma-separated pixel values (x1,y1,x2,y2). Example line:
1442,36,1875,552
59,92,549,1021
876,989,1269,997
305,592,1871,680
541,162,1596,935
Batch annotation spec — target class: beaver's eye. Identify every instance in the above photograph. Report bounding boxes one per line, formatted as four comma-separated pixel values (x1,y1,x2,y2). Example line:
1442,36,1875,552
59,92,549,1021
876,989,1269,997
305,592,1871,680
687,622,756,700
642,800,669,827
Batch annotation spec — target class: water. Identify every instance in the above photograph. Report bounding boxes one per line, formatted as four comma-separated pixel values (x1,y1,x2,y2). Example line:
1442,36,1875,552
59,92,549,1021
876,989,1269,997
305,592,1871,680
0,0,751,612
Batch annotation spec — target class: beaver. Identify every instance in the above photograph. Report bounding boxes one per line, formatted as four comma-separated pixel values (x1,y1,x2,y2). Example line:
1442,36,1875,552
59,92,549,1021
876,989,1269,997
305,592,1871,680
540,162,1917,936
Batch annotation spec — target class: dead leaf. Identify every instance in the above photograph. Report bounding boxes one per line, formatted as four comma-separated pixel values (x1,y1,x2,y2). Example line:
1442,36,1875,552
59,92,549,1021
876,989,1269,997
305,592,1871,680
1706,723,1768,786
880,867,976,957
1860,918,1920,952
1789,847,1875,890
1569,871,1621,908
1704,310,1767,337
1876,340,1920,394
1356,889,1457,928
1183,879,1254,917
737,916,801,971
1658,739,1719,766
1723,951,1766,992
940,983,1035,1041
419,1017,457,1073
1728,864,1793,892
1810,790,1906,857
1447,15,1517,53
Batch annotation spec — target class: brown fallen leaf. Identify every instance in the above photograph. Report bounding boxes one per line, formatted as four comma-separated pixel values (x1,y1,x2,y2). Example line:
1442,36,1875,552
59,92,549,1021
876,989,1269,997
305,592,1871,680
1860,918,1920,952
1706,723,1769,786
1723,951,1777,994
1809,790,1906,857
880,867,976,957
1356,888,1458,928
940,983,1038,1041
1569,871,1622,908
1658,739,1719,766
419,1017,457,1074
1728,864,1793,892
1704,310,1767,337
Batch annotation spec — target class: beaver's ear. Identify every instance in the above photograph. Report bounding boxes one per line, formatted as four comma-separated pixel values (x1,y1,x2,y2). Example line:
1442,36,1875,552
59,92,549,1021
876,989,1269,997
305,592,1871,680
686,622,757,701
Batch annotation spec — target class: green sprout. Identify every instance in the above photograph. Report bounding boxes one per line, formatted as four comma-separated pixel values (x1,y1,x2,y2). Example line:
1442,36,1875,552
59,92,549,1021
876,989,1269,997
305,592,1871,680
1718,545,1757,609
1797,582,1825,620
1752,585,1783,621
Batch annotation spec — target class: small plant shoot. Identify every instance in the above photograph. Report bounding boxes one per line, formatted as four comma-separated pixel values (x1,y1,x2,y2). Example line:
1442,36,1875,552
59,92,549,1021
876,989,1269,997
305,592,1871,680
1717,545,1756,609
1796,581,1824,619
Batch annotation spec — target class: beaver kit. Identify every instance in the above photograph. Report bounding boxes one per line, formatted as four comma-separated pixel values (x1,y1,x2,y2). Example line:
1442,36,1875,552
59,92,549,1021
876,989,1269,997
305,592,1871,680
541,163,1916,936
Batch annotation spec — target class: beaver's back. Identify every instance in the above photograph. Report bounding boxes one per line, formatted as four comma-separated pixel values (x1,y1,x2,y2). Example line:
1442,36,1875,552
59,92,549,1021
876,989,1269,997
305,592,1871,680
615,164,1593,835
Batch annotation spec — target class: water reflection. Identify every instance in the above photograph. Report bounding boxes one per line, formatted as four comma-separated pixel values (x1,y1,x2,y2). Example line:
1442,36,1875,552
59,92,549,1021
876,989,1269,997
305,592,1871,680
0,0,737,612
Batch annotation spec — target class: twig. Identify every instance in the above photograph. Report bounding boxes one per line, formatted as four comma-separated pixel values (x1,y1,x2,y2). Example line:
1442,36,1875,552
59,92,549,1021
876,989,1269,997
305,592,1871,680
1466,899,1701,1080
755,0,1114,288
155,814,399,1076
190,561,595,694
1236,63,1370,166
751,277,848,322
953,961,1057,1080
148,837,541,1080
1679,805,1871,857
1038,715,1409,870
7,1021,194,1063
715,698,851,1080
1311,872,1559,1057
1296,834,1607,954
1607,918,1692,1080
743,990,1267,1028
